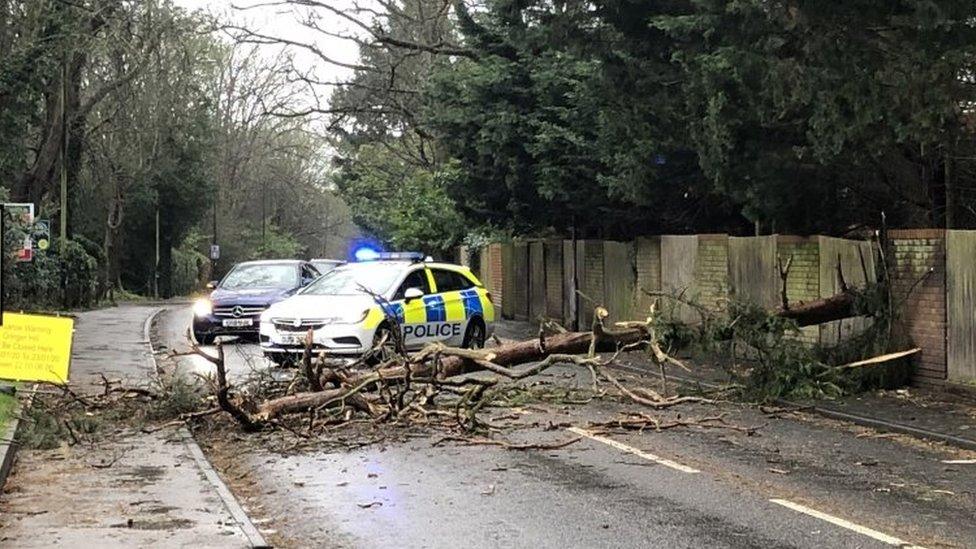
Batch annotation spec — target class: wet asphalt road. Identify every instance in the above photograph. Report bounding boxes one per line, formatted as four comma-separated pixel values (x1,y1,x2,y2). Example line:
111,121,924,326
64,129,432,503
159,304,976,548
153,306,269,382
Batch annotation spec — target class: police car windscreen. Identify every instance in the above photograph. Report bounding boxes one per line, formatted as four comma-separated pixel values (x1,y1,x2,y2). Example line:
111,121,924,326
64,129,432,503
222,263,297,289
301,264,401,296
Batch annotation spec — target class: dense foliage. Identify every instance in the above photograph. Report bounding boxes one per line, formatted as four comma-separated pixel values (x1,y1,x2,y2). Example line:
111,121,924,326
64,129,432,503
325,0,976,245
0,0,358,307
5,0,975,305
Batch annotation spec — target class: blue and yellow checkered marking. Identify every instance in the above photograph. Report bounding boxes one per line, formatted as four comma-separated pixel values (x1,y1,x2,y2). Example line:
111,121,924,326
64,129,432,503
460,289,483,318
380,302,404,324
422,295,446,322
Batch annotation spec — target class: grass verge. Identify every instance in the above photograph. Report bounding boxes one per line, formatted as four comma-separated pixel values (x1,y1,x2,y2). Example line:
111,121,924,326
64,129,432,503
0,392,18,430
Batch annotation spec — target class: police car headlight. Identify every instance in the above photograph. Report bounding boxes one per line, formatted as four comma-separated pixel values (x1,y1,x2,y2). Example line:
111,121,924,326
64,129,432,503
334,309,369,325
192,298,212,317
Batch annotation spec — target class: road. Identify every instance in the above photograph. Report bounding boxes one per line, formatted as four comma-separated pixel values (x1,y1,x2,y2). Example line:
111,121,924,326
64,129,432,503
153,306,271,382
159,304,976,548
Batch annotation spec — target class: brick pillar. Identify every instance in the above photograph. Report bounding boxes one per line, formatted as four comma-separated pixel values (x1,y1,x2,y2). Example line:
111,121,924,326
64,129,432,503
888,229,947,384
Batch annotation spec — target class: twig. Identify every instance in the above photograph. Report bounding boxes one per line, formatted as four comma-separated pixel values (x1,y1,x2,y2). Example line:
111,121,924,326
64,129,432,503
432,435,582,451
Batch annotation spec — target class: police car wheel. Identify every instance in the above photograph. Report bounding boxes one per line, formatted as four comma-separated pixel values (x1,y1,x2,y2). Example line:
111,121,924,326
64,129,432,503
370,324,399,364
462,320,486,349
194,331,214,345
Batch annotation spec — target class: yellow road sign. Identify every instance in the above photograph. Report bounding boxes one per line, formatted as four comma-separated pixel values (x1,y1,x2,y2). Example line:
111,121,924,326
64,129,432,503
0,313,73,384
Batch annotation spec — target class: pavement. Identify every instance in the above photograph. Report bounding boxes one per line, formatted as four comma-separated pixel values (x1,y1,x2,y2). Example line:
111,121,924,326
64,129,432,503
158,306,976,548
0,304,263,548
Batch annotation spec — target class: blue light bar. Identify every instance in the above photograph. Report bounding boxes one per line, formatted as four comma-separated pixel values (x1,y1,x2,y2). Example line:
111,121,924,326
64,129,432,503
375,252,425,261
353,247,381,261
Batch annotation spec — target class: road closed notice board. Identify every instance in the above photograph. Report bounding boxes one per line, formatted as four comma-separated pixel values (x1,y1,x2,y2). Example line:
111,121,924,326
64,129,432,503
0,313,73,384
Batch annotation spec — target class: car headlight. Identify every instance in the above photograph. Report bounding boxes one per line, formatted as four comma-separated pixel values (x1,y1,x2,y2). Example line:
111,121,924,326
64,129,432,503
329,309,370,325
349,309,370,324
193,298,212,317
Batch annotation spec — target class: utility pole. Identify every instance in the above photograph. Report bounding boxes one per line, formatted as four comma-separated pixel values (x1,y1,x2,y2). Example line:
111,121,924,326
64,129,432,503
154,206,160,299
211,188,218,277
59,60,68,254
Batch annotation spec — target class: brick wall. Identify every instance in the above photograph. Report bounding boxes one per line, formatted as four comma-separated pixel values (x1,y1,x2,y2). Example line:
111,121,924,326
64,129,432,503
695,235,729,312
486,231,955,388
777,236,821,343
776,236,820,305
889,229,947,384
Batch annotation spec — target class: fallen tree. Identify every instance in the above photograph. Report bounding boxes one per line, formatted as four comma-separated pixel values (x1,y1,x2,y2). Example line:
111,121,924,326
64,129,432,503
189,305,713,434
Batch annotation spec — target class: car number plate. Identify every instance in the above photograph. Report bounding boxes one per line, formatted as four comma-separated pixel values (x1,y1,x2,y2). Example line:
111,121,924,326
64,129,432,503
280,333,305,345
222,318,253,328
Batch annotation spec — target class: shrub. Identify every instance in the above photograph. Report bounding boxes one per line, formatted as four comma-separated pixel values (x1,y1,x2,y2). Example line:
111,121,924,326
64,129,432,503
4,233,99,311
171,244,206,296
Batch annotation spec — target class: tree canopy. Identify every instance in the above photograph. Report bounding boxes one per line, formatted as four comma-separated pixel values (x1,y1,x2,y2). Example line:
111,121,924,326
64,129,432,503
0,0,358,303
307,0,976,243
4,0,976,304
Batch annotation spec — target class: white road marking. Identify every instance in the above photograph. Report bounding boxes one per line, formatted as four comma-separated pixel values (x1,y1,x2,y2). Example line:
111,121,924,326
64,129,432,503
769,498,927,548
941,459,976,464
566,427,700,474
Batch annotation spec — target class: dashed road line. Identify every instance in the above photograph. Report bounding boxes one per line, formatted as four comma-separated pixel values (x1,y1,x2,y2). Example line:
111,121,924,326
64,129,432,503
941,459,976,464
566,427,700,474
769,498,926,548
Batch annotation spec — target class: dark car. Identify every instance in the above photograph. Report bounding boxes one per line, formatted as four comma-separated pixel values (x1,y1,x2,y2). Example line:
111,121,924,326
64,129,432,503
310,258,345,276
192,259,320,344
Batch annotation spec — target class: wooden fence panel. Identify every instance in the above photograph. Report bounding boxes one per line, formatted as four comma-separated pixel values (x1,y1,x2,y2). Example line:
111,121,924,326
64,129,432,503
563,240,577,328
634,237,661,317
501,243,514,319
529,241,546,320
728,236,778,308
603,241,635,322
660,235,699,322
576,240,605,328
544,240,564,322
947,230,976,383
818,236,876,345
511,242,530,320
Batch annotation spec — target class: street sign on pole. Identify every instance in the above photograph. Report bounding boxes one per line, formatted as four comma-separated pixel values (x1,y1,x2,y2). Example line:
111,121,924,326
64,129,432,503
5,203,35,263
33,219,51,252
210,244,220,261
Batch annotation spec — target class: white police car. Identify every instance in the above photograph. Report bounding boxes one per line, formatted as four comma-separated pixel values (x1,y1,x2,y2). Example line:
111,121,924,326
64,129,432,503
259,253,495,364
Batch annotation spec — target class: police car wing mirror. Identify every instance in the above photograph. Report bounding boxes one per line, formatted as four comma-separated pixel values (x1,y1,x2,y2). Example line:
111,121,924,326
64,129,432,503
403,287,424,302
206,280,218,290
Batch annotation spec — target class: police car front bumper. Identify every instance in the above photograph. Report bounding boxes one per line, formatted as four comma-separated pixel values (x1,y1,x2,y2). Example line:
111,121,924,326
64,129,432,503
259,321,372,356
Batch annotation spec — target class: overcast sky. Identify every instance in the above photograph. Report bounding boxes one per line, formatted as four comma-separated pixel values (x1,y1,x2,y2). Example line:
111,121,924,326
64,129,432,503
172,0,362,105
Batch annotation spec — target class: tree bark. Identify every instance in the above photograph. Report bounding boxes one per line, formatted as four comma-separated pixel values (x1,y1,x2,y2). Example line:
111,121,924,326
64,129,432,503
775,292,858,327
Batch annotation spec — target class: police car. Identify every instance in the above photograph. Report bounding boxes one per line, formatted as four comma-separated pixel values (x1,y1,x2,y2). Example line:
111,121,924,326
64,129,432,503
258,252,495,364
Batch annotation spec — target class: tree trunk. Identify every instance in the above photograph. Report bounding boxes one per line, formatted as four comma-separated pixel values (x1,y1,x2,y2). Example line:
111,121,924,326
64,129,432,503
775,292,857,327
257,327,648,420
101,193,123,299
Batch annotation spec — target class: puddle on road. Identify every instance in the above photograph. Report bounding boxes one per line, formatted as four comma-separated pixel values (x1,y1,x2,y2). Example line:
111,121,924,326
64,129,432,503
110,518,195,530
112,465,166,487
